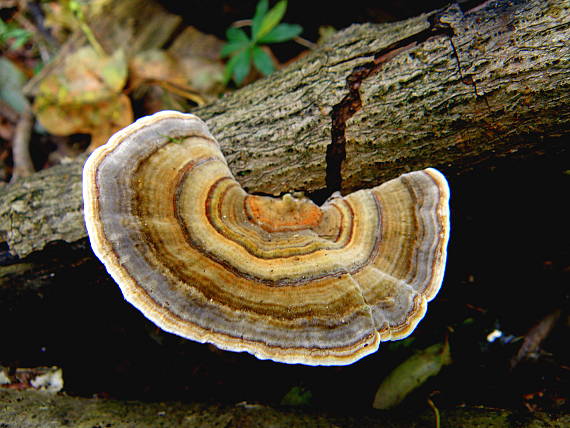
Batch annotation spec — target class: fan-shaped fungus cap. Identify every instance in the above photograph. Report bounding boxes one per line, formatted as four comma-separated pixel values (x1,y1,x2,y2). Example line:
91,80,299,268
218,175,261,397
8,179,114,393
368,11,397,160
83,111,450,365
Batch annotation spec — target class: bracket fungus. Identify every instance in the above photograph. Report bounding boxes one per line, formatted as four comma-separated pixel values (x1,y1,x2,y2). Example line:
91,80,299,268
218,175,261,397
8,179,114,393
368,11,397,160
83,111,450,365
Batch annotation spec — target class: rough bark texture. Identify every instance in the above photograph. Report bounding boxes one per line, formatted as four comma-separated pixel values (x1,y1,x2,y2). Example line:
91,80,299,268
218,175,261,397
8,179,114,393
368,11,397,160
1,388,569,428
1,0,568,259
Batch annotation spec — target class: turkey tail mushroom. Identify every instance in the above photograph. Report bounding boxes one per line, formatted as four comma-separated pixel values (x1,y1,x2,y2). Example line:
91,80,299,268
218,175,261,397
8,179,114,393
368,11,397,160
83,111,450,365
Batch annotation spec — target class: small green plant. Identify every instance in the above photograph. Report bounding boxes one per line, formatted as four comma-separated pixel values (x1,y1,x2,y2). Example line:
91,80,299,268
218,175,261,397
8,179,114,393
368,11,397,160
65,0,106,57
221,0,302,86
0,17,31,51
280,385,313,406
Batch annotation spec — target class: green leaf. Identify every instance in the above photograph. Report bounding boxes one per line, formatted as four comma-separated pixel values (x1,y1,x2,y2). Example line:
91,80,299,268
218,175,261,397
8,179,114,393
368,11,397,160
252,46,274,76
280,386,312,406
255,0,287,42
9,31,30,50
0,57,29,113
223,52,241,85
100,49,128,93
223,47,253,86
251,0,269,40
258,23,302,43
0,18,31,50
233,47,253,85
226,27,249,42
220,40,249,58
372,341,452,410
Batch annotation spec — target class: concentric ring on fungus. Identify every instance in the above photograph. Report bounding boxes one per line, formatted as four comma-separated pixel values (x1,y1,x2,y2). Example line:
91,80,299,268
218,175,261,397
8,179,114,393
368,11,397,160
83,110,450,365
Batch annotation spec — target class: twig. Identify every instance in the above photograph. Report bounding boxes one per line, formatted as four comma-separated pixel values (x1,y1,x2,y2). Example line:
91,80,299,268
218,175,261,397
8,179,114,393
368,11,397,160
153,80,206,106
510,309,561,370
66,0,107,57
10,105,34,183
76,17,106,57
0,99,20,123
14,11,58,62
231,19,253,28
23,32,83,97
427,398,441,428
293,36,317,50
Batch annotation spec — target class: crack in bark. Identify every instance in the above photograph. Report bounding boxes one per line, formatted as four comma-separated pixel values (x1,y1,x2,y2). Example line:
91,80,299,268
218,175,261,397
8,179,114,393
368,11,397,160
324,14,456,197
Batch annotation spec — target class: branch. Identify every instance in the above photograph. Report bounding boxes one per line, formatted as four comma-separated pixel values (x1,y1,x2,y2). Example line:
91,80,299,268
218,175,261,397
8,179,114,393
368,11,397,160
1,0,569,259
9,105,35,182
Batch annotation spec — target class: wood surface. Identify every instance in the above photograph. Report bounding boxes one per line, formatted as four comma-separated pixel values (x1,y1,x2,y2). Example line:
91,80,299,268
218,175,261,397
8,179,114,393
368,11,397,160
1,0,568,259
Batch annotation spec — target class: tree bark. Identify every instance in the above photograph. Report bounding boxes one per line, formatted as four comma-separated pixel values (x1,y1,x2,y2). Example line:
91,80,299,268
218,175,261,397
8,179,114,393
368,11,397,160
1,0,569,260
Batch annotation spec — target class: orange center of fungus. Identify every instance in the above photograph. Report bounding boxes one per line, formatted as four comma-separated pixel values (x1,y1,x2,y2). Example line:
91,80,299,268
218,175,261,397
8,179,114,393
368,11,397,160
245,194,323,233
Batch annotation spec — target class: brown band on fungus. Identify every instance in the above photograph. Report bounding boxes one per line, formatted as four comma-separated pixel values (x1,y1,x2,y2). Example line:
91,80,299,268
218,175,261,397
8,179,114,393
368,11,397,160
83,111,450,365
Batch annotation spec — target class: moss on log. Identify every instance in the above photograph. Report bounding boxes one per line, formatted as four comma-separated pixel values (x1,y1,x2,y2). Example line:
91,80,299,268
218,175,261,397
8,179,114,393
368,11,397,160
1,388,569,428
